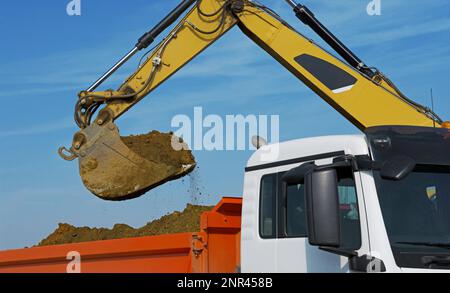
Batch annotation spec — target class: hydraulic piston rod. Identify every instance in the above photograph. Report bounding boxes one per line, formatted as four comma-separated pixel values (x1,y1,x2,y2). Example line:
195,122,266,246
284,0,374,78
85,0,196,93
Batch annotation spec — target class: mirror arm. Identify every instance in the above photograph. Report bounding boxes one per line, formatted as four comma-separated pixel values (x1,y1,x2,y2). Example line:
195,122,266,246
314,160,351,171
320,247,387,272
283,154,378,181
319,246,358,258
333,154,383,172
354,155,382,171
349,255,387,272
281,162,317,185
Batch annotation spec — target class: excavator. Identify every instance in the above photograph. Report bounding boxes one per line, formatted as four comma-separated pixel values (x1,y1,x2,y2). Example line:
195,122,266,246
59,0,447,201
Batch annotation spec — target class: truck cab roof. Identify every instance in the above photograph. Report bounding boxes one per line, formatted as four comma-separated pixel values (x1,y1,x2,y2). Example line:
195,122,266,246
246,134,370,170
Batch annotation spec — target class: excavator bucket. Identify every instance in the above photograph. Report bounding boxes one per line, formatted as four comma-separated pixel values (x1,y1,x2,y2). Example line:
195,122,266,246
59,121,195,201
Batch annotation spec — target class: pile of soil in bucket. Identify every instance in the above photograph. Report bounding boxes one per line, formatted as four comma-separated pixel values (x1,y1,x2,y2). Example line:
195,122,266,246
121,131,196,170
79,130,197,201
37,204,213,246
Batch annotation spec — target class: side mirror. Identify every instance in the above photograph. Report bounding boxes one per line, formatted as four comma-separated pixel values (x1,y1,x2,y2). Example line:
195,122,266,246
380,155,415,181
305,168,340,247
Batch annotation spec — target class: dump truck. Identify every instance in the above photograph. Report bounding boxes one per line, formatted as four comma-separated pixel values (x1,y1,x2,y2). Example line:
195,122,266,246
3,125,450,272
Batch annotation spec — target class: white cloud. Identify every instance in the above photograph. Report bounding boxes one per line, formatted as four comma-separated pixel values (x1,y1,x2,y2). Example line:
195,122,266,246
0,117,73,138
352,18,450,47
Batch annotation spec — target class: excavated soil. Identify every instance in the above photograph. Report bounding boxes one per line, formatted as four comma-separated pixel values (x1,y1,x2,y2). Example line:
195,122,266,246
37,204,213,246
80,130,196,200
121,131,195,169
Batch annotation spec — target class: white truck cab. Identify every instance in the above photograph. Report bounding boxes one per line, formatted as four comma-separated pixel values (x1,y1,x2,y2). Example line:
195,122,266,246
241,125,450,273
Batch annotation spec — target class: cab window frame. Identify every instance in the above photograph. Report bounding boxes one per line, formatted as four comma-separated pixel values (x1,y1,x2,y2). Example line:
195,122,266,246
258,166,363,251
259,173,278,239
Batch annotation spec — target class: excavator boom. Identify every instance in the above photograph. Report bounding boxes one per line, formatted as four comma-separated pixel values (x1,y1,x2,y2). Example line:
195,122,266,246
59,0,444,200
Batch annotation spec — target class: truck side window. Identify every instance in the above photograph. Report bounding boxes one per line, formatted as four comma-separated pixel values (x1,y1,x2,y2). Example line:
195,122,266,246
286,184,307,237
337,172,361,250
260,174,277,238
259,168,362,248
286,169,361,249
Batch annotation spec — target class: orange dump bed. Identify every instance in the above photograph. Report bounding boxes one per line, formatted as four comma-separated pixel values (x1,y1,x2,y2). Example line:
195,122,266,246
0,197,242,273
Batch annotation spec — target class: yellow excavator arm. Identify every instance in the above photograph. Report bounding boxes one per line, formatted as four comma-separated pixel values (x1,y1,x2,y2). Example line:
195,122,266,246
74,0,441,129
60,0,445,201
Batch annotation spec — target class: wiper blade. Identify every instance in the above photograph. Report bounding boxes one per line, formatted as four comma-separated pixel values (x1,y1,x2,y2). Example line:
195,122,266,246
395,241,450,249
422,256,450,267
395,242,450,268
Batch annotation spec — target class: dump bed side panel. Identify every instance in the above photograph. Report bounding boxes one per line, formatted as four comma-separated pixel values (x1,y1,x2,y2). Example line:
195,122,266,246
0,233,197,273
0,197,242,273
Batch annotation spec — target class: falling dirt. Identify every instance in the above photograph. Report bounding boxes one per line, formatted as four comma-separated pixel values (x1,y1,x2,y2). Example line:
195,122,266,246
187,168,210,204
37,204,213,247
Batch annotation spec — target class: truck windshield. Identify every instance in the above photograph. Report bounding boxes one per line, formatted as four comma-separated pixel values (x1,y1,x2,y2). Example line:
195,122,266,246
374,166,450,267
366,125,450,268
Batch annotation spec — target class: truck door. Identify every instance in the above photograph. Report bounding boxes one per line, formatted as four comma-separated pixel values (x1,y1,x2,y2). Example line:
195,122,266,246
274,167,369,272
241,170,279,272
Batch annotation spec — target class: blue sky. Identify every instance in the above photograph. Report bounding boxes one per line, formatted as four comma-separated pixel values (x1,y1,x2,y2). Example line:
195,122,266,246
1,0,450,250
